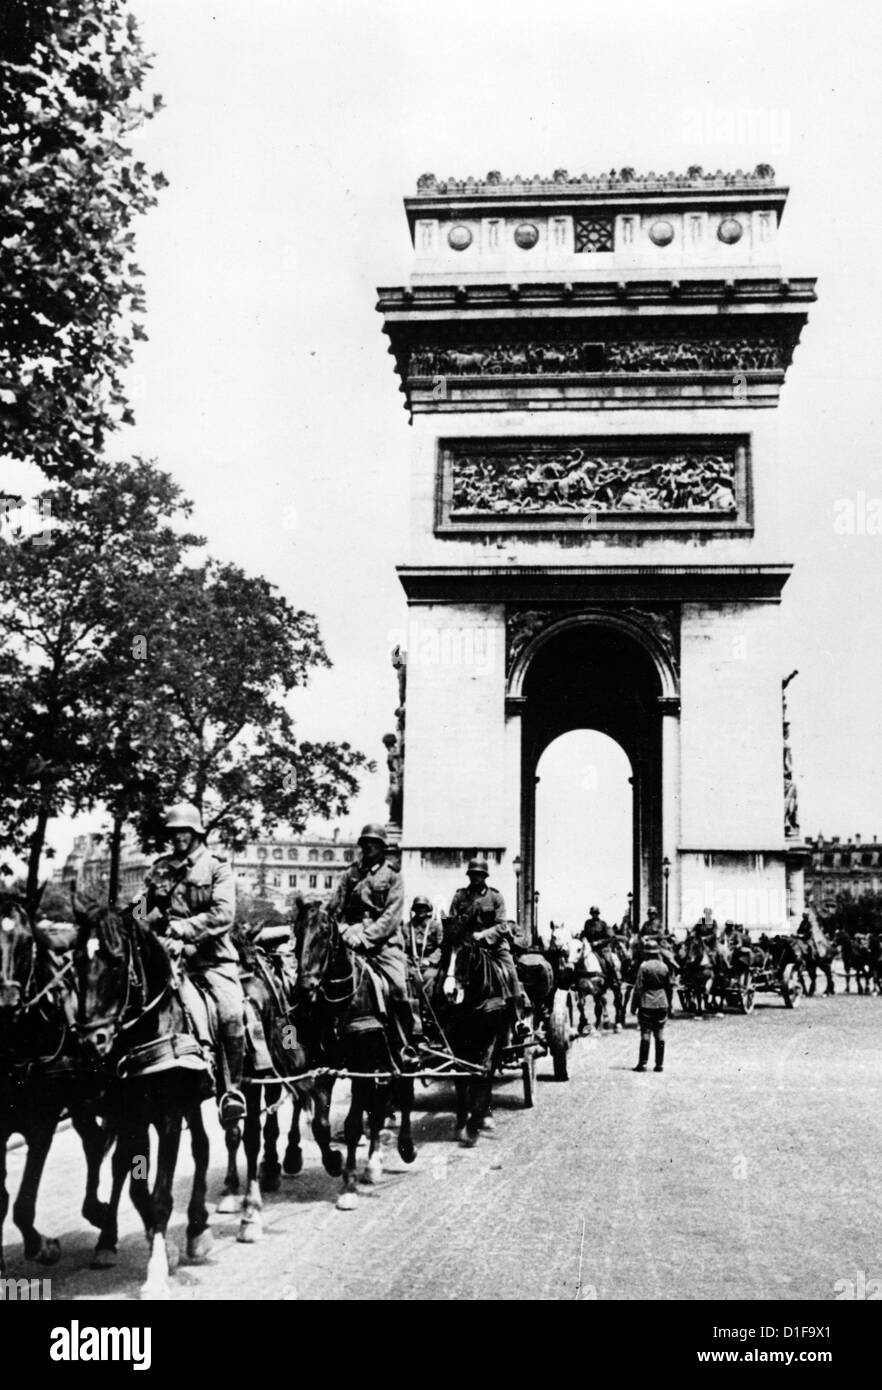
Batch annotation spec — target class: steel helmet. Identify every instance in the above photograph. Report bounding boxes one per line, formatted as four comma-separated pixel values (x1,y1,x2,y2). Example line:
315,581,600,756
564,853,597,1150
164,803,205,836
358,823,387,847
467,859,489,876
411,895,432,913
589,905,600,916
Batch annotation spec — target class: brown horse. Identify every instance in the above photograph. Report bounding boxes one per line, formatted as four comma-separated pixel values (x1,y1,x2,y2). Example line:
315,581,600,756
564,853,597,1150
1,890,112,1277
72,900,215,1298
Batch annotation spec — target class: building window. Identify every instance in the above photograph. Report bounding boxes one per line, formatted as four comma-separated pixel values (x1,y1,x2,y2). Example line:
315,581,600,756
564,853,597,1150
323,850,334,862
272,874,280,887
324,875,333,889
288,848,298,861
308,850,319,863
288,874,297,887
309,874,317,889
272,848,283,860
343,850,354,862
257,848,268,860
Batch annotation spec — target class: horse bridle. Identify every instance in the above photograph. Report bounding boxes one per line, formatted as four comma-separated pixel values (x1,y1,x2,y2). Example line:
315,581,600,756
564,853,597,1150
0,920,75,1069
75,920,169,1043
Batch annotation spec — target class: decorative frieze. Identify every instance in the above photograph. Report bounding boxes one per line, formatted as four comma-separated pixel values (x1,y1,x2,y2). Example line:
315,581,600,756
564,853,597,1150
408,335,783,377
575,216,614,252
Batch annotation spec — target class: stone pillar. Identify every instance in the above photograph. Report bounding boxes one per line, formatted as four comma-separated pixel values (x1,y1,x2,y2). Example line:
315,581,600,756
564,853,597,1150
659,695,682,931
504,695,526,924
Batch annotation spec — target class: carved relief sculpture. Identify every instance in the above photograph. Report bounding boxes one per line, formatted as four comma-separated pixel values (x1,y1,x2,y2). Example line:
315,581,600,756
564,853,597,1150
450,445,738,516
409,335,784,378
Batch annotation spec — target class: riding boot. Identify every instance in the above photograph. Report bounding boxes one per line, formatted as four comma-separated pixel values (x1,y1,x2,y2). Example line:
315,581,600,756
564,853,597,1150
633,1038,650,1072
219,1029,246,1127
391,997,421,1071
654,1040,666,1073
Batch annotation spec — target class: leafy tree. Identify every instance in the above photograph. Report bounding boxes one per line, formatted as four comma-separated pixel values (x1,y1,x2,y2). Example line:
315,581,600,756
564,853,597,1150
0,465,372,906
0,459,200,905
0,0,165,479
118,559,372,853
822,893,882,936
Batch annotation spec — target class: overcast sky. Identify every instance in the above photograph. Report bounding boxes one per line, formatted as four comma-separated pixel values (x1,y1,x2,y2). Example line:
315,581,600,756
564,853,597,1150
34,0,882,920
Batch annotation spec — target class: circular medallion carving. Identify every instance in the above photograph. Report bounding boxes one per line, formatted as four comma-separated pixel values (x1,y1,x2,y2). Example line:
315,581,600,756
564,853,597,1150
514,222,539,249
447,224,473,251
718,217,744,245
648,219,674,247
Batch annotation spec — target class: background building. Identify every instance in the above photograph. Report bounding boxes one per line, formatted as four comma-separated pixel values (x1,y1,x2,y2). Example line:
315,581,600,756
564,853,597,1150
55,826,358,911
804,834,882,916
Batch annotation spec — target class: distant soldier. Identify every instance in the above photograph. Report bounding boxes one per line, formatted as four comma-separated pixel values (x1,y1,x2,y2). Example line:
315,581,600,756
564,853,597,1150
137,803,245,1127
639,905,663,938
329,823,420,1066
630,937,671,1073
445,859,529,1040
406,894,444,1000
796,912,814,944
582,905,614,944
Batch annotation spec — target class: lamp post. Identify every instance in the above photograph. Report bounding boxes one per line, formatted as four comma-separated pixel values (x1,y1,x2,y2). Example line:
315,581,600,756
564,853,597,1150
532,888,540,945
662,856,671,935
513,854,522,927
627,890,634,930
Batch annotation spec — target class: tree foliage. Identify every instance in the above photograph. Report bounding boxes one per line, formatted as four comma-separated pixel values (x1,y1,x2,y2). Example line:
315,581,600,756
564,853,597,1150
0,464,372,903
0,0,165,478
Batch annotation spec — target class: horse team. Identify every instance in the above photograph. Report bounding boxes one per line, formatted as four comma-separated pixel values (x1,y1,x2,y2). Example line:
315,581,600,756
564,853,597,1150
0,886,525,1299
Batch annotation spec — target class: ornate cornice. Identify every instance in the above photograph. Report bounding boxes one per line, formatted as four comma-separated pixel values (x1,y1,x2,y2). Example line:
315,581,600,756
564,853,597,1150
397,563,793,605
413,165,781,197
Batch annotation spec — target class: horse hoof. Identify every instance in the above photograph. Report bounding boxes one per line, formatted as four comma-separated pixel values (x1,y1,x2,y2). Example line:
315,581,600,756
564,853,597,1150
455,1126,469,1145
186,1229,214,1264
397,1136,417,1165
479,1116,496,1132
613,1023,622,1034
260,1168,281,1194
90,1246,117,1270
460,1132,479,1148
32,1238,61,1267
216,1191,240,1215
237,1217,262,1244
362,1155,383,1185
323,1150,344,1178
164,1238,181,1273
283,1148,303,1177
336,1191,358,1211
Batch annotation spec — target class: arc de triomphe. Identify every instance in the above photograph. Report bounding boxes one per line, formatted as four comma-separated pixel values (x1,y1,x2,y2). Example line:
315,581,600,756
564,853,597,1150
377,167,815,936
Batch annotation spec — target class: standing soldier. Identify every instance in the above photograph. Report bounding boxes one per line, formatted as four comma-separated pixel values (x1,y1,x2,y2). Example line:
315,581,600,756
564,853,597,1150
630,937,671,1073
639,905,663,938
445,860,529,1040
138,803,245,1127
329,823,420,1067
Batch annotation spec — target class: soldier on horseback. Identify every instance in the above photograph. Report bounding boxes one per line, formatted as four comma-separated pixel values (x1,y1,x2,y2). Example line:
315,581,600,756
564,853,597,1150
445,860,529,1040
582,905,615,943
329,823,421,1068
137,803,246,1128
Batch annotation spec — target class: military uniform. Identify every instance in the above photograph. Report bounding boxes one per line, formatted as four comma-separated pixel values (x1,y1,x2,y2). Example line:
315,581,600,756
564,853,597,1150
582,911,614,944
446,882,520,1001
631,950,671,1072
406,907,444,993
139,838,244,1103
330,857,409,1000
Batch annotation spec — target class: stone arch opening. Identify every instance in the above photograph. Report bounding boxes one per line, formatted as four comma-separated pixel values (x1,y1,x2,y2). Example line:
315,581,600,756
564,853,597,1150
517,619,667,932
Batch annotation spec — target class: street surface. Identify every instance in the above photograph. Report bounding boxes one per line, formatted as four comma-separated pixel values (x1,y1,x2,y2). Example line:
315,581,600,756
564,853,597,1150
5,989,882,1301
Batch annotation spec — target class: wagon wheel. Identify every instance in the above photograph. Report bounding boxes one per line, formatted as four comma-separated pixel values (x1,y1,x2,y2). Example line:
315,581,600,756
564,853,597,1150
522,1045,537,1108
781,963,802,1009
739,985,756,1014
548,989,571,1081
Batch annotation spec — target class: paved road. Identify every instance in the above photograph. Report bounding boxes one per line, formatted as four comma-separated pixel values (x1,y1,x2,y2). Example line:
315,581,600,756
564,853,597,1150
4,991,882,1301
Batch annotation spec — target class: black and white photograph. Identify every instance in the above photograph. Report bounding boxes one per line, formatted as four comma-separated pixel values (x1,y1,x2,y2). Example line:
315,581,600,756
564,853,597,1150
1,0,881,1342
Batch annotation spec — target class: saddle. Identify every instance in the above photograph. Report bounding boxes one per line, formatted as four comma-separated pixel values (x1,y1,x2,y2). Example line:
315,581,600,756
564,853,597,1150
181,974,275,1077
